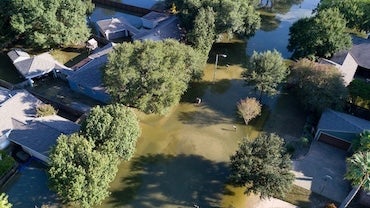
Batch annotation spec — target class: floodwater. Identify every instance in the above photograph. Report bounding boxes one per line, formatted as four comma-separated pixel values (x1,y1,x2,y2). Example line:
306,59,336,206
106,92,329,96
2,0,316,207
246,0,320,58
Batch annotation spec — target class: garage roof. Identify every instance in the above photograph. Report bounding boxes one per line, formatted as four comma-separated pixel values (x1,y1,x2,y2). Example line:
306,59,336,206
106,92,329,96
317,109,370,133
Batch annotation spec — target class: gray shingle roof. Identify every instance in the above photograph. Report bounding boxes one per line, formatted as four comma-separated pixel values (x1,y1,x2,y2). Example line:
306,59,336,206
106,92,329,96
7,50,72,79
0,90,41,135
317,109,370,133
8,118,78,160
67,43,115,93
133,16,181,41
350,37,370,69
96,17,140,37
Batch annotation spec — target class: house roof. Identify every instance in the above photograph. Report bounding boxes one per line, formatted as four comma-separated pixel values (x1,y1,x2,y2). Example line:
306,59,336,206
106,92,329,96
350,37,370,69
33,115,80,134
142,11,168,22
8,118,79,161
133,16,181,41
96,17,140,37
67,43,115,93
317,109,370,134
0,90,42,136
0,87,11,104
331,37,370,70
7,50,72,79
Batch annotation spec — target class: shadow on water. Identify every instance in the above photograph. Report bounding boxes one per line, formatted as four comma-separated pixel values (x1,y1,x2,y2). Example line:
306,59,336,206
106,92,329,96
106,154,229,208
208,41,248,68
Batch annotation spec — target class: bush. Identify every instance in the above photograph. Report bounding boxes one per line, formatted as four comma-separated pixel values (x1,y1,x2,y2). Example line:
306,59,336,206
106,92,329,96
0,150,16,177
286,143,295,155
300,137,310,147
36,104,57,117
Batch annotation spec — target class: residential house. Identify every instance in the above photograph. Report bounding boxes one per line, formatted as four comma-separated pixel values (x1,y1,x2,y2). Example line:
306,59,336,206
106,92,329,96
7,49,72,84
0,90,79,163
66,43,115,104
320,36,370,85
314,109,370,151
96,12,181,42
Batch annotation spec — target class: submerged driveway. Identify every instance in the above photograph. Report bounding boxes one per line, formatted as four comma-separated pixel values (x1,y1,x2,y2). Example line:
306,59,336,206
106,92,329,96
293,142,351,202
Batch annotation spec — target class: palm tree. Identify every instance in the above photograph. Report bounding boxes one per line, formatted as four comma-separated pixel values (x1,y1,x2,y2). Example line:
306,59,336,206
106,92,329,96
340,151,370,208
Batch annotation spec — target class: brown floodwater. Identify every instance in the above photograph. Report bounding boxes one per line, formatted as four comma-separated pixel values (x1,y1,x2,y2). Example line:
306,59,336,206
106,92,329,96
98,40,273,208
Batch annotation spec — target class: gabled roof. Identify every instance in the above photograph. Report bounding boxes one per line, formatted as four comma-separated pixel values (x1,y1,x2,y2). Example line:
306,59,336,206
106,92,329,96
350,36,370,69
331,37,370,70
67,43,115,93
96,17,140,36
317,109,370,133
133,16,181,41
0,90,42,135
8,118,79,162
7,50,72,79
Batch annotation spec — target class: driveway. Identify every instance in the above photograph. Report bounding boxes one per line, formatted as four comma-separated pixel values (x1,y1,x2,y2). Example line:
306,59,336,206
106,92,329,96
293,141,351,202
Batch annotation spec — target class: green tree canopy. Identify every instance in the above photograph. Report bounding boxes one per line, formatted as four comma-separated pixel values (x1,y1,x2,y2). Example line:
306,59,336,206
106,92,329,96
352,131,370,152
81,104,141,161
290,59,348,114
288,8,352,59
188,6,216,56
48,134,118,208
7,0,93,48
104,40,204,114
317,0,370,33
348,79,370,102
342,151,370,207
243,50,288,97
167,0,261,39
229,133,294,198
0,193,12,208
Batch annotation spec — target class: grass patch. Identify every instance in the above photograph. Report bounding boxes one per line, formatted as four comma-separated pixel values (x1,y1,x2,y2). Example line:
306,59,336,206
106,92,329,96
50,47,88,67
279,184,337,208
0,150,16,177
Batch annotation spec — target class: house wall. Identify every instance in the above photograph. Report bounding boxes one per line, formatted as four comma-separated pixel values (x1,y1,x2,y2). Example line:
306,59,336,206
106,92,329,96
68,80,110,104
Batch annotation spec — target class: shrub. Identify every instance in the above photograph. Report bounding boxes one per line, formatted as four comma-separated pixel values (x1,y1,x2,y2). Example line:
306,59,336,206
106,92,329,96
237,97,262,125
0,150,16,177
300,137,310,147
36,104,57,117
285,143,295,155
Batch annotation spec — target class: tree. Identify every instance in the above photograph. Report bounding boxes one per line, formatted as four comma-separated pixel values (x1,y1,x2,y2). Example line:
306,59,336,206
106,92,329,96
104,40,204,114
81,104,141,161
230,133,294,198
188,6,216,56
243,50,288,98
288,8,352,59
290,59,348,114
352,131,370,153
348,79,370,103
0,193,12,208
8,0,93,48
48,134,118,208
166,0,260,38
237,97,262,125
341,151,370,207
317,0,370,33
